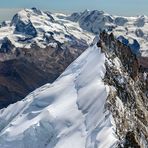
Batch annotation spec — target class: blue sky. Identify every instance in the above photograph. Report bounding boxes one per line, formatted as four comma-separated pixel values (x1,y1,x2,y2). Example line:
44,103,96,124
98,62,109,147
0,0,148,21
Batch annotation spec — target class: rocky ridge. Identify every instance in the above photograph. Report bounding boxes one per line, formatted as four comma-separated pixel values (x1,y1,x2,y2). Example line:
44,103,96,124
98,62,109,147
97,31,148,147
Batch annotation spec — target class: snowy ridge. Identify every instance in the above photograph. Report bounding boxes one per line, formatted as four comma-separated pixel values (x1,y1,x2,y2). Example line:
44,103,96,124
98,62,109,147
0,45,118,148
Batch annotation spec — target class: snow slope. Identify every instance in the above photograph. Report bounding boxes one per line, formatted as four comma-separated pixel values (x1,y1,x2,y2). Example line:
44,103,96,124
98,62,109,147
0,45,118,148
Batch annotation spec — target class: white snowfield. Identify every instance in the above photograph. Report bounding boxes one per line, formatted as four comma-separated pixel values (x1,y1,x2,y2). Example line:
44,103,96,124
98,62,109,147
0,45,118,148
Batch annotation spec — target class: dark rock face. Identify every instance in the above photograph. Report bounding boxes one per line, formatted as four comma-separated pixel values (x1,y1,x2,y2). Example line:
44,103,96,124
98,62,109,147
11,14,37,37
124,132,140,148
135,29,144,38
98,32,148,147
100,32,139,80
139,56,148,70
44,12,55,22
0,59,50,108
0,37,15,53
134,16,145,27
117,35,140,56
115,17,128,26
31,7,42,15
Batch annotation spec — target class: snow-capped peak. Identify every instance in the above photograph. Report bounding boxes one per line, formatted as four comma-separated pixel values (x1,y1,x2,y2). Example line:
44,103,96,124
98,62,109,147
0,8,94,50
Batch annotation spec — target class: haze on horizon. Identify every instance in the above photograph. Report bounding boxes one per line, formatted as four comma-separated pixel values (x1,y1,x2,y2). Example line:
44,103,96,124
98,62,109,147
0,0,148,22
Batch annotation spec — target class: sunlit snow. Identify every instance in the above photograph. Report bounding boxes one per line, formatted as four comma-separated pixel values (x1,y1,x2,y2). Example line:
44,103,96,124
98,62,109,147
0,45,118,148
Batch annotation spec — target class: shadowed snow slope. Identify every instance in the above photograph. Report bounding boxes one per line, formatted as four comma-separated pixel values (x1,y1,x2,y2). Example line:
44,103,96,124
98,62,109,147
0,45,118,148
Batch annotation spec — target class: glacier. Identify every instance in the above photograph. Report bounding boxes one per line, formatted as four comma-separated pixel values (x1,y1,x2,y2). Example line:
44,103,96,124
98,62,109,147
0,45,118,148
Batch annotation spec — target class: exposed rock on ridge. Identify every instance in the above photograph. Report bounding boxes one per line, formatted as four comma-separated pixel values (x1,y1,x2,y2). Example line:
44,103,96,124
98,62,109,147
97,31,148,147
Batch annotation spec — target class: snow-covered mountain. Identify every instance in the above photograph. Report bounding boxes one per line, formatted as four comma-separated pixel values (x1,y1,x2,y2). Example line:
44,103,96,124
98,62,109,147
0,31,148,148
0,44,118,148
68,10,148,56
0,8,93,51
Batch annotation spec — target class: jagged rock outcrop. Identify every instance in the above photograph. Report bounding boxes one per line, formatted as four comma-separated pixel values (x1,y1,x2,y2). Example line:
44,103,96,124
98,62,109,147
97,31,148,147
0,37,15,53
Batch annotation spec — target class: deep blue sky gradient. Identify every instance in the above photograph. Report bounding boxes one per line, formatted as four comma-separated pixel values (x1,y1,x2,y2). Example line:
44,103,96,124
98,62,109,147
0,0,148,22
